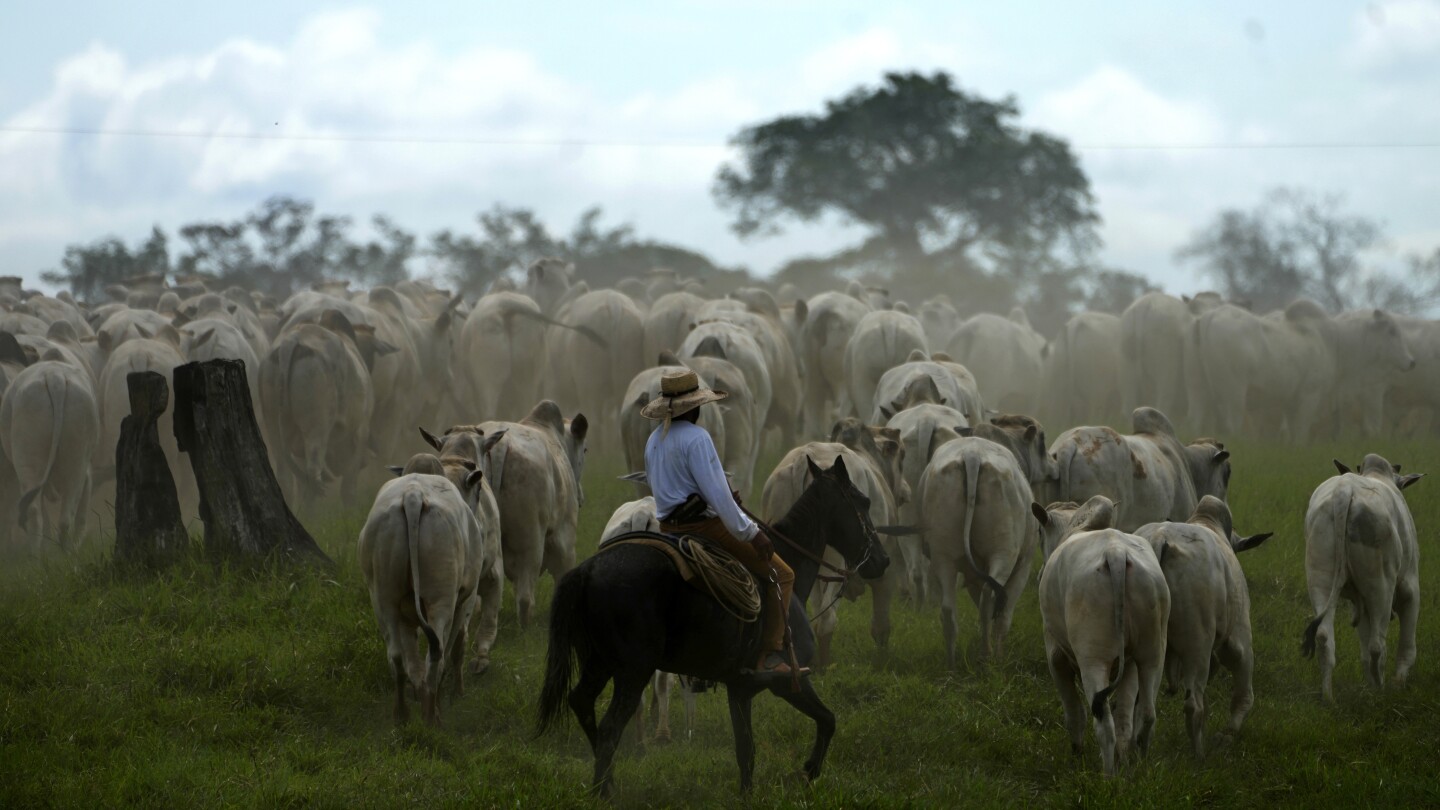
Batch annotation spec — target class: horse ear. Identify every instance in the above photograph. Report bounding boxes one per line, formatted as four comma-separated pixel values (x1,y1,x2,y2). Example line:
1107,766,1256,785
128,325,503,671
830,455,851,482
805,455,823,479
419,427,444,451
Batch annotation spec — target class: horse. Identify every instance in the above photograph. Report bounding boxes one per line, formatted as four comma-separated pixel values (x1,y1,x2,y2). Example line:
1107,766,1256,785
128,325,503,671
537,455,890,797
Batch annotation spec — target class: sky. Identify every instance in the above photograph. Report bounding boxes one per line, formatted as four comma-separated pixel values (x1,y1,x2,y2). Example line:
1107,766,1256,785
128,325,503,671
2,0,1438,294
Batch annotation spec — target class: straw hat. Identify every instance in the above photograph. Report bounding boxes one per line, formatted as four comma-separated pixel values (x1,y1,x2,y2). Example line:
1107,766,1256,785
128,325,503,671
640,370,727,421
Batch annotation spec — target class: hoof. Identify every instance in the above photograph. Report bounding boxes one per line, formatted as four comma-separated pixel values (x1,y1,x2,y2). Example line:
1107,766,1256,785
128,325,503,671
468,657,491,676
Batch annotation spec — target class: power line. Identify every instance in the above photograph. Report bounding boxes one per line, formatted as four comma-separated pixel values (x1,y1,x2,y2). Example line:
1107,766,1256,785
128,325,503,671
2,124,1439,152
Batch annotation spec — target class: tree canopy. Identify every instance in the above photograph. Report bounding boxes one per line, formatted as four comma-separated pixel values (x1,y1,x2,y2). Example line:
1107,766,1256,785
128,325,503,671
714,71,1100,278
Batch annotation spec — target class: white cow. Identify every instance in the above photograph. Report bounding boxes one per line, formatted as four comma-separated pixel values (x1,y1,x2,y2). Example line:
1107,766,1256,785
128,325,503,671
1302,454,1423,702
358,472,491,725
1193,301,1413,440
1134,496,1268,757
642,292,706,365
677,350,758,499
1045,311,1122,427
872,353,983,426
0,359,100,550
885,403,968,601
947,312,1045,415
845,310,928,424
1050,407,1230,532
681,321,771,469
1119,292,1198,424
1038,495,1170,777
477,400,588,628
797,291,869,438
455,292,547,422
696,299,804,450
918,437,1036,666
548,290,645,453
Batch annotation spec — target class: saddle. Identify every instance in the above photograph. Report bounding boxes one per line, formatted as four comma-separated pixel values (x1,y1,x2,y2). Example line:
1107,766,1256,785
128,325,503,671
598,530,763,623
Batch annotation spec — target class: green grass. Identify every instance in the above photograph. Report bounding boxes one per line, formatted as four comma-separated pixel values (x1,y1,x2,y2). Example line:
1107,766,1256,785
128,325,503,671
3,440,1440,807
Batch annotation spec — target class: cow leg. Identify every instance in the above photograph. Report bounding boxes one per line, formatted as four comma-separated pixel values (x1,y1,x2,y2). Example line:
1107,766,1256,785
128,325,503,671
512,543,543,629
1079,662,1119,776
869,567,895,650
469,565,504,674
772,677,836,784
1110,663,1140,767
809,583,840,670
1315,605,1339,703
592,671,648,798
975,582,995,664
1180,658,1208,759
727,685,758,792
1216,636,1254,735
1047,648,1087,758
1354,594,1388,690
682,678,697,741
1135,659,1163,760
390,654,409,725
652,672,673,743
1394,582,1420,686
934,556,960,669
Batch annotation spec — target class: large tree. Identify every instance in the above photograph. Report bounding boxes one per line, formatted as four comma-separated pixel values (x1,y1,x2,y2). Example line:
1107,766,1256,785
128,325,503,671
714,71,1100,277
1176,187,1390,313
42,226,170,302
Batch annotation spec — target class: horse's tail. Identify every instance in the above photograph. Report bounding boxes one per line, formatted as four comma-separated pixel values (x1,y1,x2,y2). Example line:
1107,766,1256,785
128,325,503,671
537,563,591,735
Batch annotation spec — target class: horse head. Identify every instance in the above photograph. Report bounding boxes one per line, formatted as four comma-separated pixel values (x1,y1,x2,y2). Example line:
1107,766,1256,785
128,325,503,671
804,454,890,580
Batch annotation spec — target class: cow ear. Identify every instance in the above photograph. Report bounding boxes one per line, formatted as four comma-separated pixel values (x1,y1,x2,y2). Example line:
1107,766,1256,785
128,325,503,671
1399,473,1424,490
419,427,444,451
1235,532,1274,553
1332,459,1352,475
136,324,153,339
879,406,894,421
957,426,973,437
466,470,485,490
482,429,507,454
1212,450,1230,465
460,459,477,471
570,413,589,441
1024,425,1037,441
386,465,404,477
1393,463,1402,473
805,455,823,479
879,439,900,458
192,327,215,349
1031,502,1049,527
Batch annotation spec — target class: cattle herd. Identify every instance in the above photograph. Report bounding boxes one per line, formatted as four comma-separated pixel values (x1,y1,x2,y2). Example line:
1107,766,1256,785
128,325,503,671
0,263,1430,777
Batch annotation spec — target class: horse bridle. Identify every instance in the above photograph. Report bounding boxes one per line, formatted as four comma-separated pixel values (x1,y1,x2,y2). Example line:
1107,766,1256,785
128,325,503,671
740,476,881,586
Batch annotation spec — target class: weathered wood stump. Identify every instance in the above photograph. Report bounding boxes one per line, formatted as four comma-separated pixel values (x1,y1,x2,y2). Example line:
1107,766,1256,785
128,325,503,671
114,371,189,569
173,359,332,567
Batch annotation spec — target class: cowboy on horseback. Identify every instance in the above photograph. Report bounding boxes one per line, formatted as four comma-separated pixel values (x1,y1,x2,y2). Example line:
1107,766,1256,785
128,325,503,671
641,369,800,676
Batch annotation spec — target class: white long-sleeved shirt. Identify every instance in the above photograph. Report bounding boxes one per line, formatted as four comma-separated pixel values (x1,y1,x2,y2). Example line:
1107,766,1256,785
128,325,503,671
645,420,758,541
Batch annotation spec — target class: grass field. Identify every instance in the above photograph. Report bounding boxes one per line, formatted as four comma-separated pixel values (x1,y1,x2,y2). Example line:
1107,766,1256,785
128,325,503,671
3,437,1440,807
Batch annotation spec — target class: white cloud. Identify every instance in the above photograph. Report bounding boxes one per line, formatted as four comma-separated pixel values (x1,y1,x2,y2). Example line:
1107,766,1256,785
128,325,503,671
1348,0,1440,71
1030,66,1225,149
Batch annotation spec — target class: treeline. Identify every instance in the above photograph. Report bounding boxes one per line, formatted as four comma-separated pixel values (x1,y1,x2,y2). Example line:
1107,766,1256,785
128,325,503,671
41,197,750,304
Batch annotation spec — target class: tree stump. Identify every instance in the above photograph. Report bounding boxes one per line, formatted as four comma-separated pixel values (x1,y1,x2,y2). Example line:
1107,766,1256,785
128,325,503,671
172,359,332,567
114,371,189,569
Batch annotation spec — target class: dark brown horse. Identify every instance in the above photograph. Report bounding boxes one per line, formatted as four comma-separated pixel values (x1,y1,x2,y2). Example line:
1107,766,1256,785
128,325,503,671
537,456,889,797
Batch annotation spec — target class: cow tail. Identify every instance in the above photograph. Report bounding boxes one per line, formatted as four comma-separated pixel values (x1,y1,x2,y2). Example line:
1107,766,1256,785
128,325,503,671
17,372,68,529
403,489,442,668
1302,490,1350,658
962,451,1007,619
1092,545,1128,719
1056,439,1077,505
